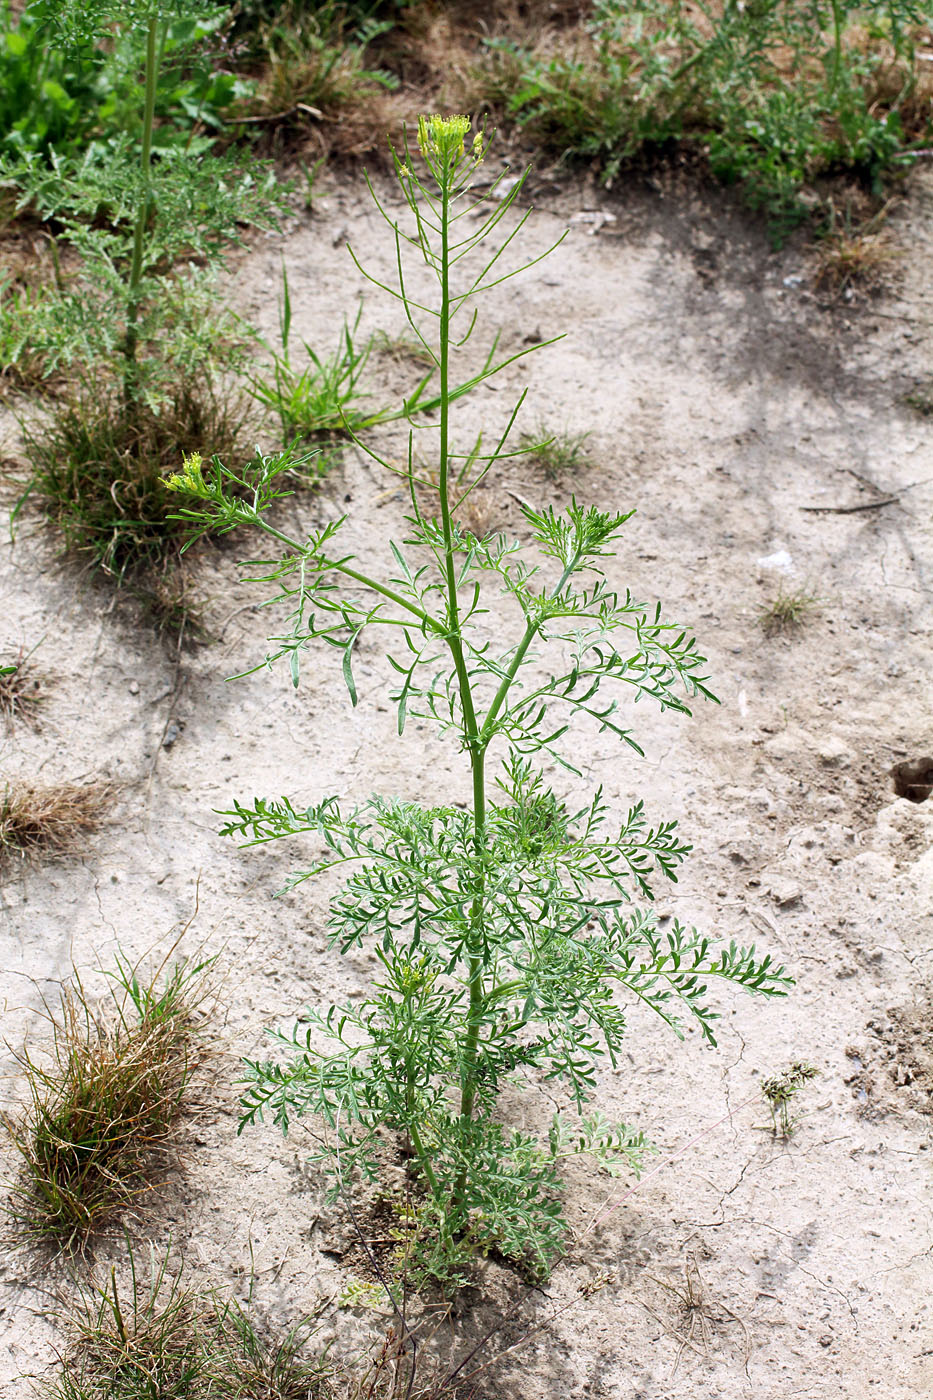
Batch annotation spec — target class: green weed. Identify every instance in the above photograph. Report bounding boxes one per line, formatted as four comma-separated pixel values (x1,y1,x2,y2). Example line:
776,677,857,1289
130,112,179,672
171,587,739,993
0,0,284,598
248,273,384,445
759,585,821,636
520,424,592,480
167,116,792,1286
761,1061,819,1137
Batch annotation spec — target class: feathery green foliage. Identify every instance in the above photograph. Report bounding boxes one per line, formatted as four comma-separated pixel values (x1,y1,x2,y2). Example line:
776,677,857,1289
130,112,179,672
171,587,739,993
166,115,792,1282
6,0,283,578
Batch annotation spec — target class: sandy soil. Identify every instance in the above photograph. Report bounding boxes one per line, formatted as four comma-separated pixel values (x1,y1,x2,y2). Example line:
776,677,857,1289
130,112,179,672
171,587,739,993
1,154,931,1399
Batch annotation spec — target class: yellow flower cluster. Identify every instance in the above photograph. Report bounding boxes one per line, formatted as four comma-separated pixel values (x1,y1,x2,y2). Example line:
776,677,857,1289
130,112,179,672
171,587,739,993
417,113,475,163
162,451,206,495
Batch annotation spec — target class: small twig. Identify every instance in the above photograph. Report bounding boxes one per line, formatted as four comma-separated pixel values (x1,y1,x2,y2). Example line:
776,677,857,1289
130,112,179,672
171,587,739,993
800,496,899,514
225,102,323,125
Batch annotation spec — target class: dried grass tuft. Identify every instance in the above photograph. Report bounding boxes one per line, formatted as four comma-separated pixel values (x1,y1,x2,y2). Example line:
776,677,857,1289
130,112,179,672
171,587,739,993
814,221,898,296
0,780,111,862
758,586,821,637
4,955,212,1251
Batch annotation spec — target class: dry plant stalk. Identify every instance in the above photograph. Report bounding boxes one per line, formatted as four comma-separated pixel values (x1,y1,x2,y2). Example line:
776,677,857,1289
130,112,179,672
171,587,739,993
0,780,111,861
3,958,208,1250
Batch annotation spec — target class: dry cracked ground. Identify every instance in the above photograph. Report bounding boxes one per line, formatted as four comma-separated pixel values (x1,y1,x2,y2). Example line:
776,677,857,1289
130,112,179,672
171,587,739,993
1,154,932,1399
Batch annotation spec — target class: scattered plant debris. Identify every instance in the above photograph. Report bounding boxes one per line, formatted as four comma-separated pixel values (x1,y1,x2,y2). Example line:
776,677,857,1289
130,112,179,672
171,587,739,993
760,1062,819,1138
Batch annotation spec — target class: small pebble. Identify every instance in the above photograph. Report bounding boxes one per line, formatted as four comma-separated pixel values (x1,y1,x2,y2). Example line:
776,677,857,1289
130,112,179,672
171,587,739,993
128,680,139,695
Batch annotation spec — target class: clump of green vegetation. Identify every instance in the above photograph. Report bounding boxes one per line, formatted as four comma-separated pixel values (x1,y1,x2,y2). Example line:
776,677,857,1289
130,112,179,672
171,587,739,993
41,1243,464,1399
3,0,284,582
40,1248,336,1399
247,270,441,463
0,0,106,160
0,0,246,162
0,780,110,862
248,276,382,443
24,377,250,579
236,0,401,156
4,955,210,1249
520,424,592,480
168,115,792,1288
761,1061,819,1137
759,585,821,636
459,0,933,238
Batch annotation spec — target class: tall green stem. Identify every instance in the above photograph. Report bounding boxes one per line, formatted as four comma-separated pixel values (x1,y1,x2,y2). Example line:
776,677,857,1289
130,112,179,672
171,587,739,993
123,14,159,412
829,0,843,91
423,152,490,1220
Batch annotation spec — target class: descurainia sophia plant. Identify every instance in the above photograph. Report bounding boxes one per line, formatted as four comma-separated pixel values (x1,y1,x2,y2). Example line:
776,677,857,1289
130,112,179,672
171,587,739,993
166,114,792,1283
4,0,282,408
6,0,285,580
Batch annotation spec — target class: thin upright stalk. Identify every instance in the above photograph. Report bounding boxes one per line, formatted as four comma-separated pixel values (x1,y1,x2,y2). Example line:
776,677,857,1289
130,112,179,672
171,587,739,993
123,14,159,412
421,151,491,1220
829,0,843,91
